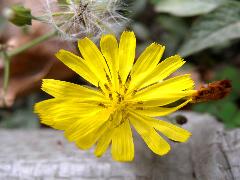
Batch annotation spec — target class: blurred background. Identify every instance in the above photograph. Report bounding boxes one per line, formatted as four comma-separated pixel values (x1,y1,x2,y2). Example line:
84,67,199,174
0,0,240,129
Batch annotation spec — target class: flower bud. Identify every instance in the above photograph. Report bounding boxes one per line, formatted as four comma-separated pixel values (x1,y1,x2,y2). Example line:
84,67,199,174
3,5,32,27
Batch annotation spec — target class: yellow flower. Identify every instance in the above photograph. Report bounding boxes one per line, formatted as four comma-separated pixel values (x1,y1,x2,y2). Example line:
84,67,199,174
35,31,196,162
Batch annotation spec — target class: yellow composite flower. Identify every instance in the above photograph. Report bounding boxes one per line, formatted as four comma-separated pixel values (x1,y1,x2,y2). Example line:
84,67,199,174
34,31,196,162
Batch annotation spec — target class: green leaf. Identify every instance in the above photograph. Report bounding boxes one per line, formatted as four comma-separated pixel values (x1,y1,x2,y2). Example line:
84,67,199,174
232,112,240,126
154,0,226,17
156,15,188,56
216,101,238,123
178,1,240,57
193,102,218,115
215,66,240,93
157,15,188,37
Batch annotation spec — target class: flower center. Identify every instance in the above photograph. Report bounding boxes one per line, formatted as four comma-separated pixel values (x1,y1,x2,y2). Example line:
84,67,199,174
97,74,138,128
106,89,130,128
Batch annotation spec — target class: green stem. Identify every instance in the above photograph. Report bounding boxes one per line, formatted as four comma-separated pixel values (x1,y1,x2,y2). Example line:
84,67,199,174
51,12,74,17
1,30,57,104
8,30,57,57
31,15,46,22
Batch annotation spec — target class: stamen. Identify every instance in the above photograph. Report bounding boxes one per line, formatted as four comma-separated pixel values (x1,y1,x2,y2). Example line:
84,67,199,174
109,93,113,100
123,73,131,93
114,120,124,128
117,95,122,103
132,89,138,96
98,103,107,108
118,72,122,85
126,73,131,84
97,82,105,95
137,101,144,105
105,70,112,85
123,86,128,94
104,84,111,92
113,111,127,128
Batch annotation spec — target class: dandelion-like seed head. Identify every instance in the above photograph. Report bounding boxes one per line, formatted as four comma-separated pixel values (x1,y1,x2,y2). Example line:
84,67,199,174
45,0,127,40
35,31,197,162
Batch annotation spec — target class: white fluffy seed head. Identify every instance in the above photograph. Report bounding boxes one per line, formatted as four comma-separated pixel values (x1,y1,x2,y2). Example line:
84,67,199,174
43,0,128,41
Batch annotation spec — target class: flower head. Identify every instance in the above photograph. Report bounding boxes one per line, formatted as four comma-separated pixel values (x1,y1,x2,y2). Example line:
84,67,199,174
35,31,196,161
44,0,127,40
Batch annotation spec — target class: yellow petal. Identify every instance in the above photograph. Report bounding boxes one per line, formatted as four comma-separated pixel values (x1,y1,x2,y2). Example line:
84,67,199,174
94,128,114,158
132,112,191,143
129,91,196,107
129,43,165,91
78,37,110,84
132,74,194,101
100,34,119,90
64,109,111,142
153,120,191,143
130,113,170,156
42,79,105,101
34,99,103,130
134,99,191,117
55,50,98,86
119,31,136,84
134,55,185,90
132,43,165,75
76,123,108,150
111,119,134,161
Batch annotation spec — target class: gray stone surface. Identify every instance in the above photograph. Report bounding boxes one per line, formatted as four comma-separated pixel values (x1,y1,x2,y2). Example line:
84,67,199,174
0,112,239,180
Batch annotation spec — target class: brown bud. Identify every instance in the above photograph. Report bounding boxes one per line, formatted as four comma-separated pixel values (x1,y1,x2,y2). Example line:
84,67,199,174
191,80,232,103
